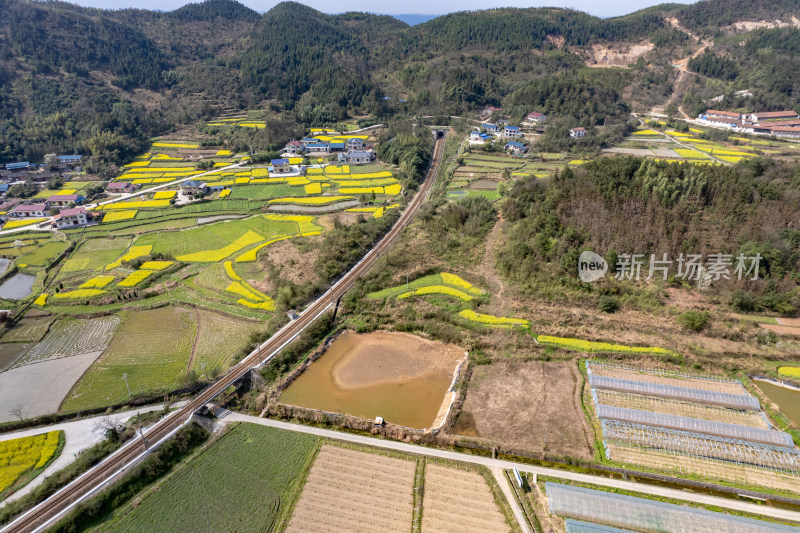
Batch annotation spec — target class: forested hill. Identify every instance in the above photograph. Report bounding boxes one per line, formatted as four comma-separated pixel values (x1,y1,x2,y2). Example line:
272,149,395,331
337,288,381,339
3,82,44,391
1,0,800,165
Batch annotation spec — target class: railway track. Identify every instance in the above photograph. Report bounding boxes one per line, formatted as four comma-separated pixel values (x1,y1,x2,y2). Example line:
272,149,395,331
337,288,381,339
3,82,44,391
3,131,447,533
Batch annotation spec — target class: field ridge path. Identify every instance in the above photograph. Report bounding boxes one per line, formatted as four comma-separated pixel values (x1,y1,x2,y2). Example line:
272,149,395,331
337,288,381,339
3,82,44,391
186,308,201,373
491,467,533,533
476,217,508,315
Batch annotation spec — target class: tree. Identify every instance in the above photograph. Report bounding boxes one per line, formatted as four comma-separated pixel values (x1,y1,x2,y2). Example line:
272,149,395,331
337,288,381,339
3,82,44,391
43,153,58,169
9,405,24,422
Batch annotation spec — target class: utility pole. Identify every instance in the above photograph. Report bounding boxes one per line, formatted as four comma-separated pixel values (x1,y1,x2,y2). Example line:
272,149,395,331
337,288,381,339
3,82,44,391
122,373,131,398
201,362,209,380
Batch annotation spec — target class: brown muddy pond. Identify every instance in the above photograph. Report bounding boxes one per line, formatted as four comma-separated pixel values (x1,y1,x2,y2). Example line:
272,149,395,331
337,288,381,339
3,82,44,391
756,379,800,428
279,330,465,429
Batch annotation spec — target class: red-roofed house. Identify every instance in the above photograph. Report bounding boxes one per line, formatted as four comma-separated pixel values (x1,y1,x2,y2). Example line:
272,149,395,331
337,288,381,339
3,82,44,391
54,207,88,229
106,182,141,194
8,204,48,218
569,127,587,138
751,110,800,122
771,127,800,139
283,140,303,154
523,111,547,126
704,110,742,120
47,194,85,207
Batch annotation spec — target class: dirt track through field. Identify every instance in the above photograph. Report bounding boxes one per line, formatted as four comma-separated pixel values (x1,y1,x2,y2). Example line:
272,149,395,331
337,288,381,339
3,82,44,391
422,464,510,533
286,445,415,533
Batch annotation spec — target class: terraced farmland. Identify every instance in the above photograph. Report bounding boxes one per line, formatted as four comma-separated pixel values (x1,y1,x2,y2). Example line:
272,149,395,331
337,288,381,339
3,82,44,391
61,307,197,412
13,317,119,368
286,445,416,533
189,310,263,376
422,464,510,533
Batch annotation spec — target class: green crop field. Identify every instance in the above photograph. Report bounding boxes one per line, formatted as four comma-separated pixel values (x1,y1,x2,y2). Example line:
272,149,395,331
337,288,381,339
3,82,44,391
229,184,305,200
61,239,132,273
0,317,54,343
134,216,298,258
190,310,263,375
15,241,69,267
106,424,317,533
61,307,197,412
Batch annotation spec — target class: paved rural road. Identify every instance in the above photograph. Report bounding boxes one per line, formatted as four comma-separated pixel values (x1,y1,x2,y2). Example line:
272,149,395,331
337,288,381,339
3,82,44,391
1,131,448,533
491,467,534,533
0,162,245,237
0,402,187,507
222,412,800,525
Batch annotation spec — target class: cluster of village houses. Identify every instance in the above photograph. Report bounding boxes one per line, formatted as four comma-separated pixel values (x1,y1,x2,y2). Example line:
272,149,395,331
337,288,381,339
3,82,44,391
281,135,374,164
470,108,587,155
0,155,93,229
698,109,800,138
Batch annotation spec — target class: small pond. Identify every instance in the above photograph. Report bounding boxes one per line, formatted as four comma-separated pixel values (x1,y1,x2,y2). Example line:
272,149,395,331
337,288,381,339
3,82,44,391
0,273,35,300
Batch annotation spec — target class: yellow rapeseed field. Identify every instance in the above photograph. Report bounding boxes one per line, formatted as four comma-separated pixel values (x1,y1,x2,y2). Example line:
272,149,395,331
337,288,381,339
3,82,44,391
176,230,262,262
106,245,153,270
4,219,46,229
118,270,153,287
102,210,138,223
304,183,322,195
53,289,107,299
536,335,677,356
153,191,176,200
458,309,530,329
139,261,174,270
218,189,231,198
152,142,199,149
80,275,116,289
0,431,61,494
224,261,241,280
268,196,353,205
398,285,473,301
234,235,291,263
34,294,47,306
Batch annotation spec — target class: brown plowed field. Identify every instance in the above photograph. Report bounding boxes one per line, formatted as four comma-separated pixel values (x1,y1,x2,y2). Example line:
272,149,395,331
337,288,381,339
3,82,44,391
285,445,415,533
421,464,510,533
452,361,594,460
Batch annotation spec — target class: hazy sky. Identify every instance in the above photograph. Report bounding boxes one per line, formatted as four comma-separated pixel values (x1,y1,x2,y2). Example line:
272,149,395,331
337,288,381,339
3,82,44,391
68,0,700,18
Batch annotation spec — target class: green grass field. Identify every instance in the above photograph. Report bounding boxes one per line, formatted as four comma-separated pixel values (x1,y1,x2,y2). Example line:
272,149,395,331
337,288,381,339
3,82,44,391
229,184,305,200
61,307,197,412
15,242,69,267
190,310,263,375
61,239,132,273
134,216,298,258
106,424,317,533
0,317,54,343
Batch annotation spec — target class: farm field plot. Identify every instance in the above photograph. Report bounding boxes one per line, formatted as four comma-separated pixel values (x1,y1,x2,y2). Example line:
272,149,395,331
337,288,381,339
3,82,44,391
0,317,54,343
134,215,298,259
0,430,62,498
107,424,317,533
452,361,593,460
0,343,29,372
595,390,769,428
286,445,416,533
189,310,263,376
61,238,132,273
61,307,196,412
606,443,800,494
15,242,69,267
422,463,511,533
588,364,747,396
13,317,119,368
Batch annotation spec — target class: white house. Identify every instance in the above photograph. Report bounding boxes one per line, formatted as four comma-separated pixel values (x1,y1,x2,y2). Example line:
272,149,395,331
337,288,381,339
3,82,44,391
505,141,528,155
54,207,88,229
483,123,500,134
8,204,48,218
338,150,375,164
569,127,587,138
469,131,492,144
503,126,524,139
346,138,364,150
523,112,546,126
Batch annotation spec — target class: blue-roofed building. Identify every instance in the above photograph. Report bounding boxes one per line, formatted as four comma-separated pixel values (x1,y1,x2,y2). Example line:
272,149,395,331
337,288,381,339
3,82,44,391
58,155,82,165
0,184,9,195
304,142,328,154
271,159,291,173
469,131,492,143
483,123,500,134
505,141,528,154
301,137,321,148
328,142,345,152
180,180,207,195
5,162,33,171
503,125,523,139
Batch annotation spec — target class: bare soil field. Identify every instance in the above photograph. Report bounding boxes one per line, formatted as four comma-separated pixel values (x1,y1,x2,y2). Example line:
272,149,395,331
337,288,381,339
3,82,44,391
595,390,769,428
332,330,464,389
607,443,800,494
421,463,510,533
761,324,800,337
0,343,29,372
589,365,747,396
451,361,594,460
285,445,415,533
12,317,119,368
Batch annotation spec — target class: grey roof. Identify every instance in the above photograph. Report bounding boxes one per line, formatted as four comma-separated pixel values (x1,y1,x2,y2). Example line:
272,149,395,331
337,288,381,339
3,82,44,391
595,404,794,447
589,374,760,411
547,483,799,533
